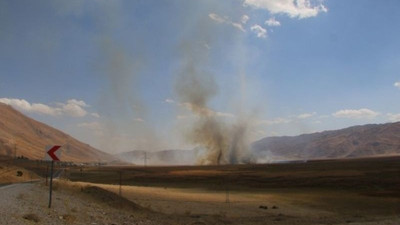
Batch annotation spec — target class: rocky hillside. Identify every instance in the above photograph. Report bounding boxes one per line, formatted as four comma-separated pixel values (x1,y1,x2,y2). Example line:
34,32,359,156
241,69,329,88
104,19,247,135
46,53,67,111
252,122,400,162
0,102,115,162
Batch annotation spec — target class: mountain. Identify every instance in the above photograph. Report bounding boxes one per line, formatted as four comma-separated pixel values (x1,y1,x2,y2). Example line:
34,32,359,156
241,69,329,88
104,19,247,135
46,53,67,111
115,149,204,165
0,103,115,162
117,122,400,165
252,122,400,162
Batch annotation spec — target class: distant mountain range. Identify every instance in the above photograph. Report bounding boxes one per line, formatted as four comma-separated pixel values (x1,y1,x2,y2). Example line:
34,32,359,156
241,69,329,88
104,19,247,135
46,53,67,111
2,102,400,165
0,102,115,162
117,122,400,165
252,122,400,162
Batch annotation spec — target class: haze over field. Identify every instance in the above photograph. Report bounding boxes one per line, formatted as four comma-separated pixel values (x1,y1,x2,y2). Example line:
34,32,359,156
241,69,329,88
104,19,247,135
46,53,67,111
1,0,400,162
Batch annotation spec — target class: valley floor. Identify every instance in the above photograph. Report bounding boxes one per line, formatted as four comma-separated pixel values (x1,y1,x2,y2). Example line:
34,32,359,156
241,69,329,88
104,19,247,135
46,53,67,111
0,180,399,225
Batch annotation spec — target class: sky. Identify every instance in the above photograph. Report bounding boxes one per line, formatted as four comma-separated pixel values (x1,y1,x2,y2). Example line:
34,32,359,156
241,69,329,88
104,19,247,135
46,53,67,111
1,0,400,154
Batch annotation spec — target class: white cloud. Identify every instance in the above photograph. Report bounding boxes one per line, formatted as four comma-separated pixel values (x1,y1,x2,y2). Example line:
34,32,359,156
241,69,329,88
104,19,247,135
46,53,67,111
209,13,226,23
244,0,328,19
232,22,245,32
332,108,379,119
258,117,291,125
0,97,91,117
241,14,250,24
165,98,175,104
66,99,88,107
387,113,400,122
0,98,59,116
394,82,400,89
59,99,87,117
297,112,316,119
265,17,281,26
134,118,145,122
250,24,267,38
209,13,245,32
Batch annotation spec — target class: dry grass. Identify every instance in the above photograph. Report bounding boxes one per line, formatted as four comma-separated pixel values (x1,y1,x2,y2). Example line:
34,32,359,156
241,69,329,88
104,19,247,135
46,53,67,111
70,180,399,223
62,156,400,225
0,163,40,184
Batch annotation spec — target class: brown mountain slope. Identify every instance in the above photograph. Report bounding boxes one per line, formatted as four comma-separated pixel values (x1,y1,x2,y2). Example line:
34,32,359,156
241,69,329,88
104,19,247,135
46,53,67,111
0,102,115,162
252,122,400,161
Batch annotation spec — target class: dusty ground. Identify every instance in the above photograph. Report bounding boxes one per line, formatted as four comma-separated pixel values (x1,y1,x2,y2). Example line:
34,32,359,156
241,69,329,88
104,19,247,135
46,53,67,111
85,182,400,225
1,180,399,225
0,180,208,225
2,157,400,224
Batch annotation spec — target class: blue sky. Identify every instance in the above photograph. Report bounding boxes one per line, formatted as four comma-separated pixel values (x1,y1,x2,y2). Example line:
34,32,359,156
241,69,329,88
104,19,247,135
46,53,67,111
1,0,400,153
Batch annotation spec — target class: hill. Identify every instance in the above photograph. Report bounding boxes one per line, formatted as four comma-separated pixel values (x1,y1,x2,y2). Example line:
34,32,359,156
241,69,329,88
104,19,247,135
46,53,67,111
252,122,400,162
0,102,115,162
117,122,400,165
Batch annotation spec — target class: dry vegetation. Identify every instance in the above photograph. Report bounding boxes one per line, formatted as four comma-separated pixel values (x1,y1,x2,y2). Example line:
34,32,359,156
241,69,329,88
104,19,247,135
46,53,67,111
2,156,400,224
0,161,40,184
63,156,400,224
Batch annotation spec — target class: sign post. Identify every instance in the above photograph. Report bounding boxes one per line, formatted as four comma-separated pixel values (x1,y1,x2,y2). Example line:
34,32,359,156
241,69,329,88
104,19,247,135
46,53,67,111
45,145,61,208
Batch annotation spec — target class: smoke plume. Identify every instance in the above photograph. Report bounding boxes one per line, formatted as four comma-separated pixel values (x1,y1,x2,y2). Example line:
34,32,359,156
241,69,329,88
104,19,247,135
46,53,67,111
175,11,253,165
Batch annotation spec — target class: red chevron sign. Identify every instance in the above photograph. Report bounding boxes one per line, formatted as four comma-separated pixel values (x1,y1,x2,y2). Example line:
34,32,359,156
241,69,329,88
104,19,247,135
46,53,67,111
46,145,61,161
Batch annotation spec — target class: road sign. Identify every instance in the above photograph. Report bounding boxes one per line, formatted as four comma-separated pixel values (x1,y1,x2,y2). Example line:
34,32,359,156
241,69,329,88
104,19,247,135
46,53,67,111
45,145,61,161
44,145,62,208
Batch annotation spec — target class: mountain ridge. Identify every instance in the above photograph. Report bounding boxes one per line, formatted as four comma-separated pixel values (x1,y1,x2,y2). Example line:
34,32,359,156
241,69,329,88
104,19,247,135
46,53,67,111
118,122,400,165
0,102,115,162
252,121,400,162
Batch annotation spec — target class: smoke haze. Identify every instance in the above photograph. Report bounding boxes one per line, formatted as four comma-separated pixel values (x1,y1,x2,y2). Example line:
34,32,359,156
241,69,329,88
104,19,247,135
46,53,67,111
175,6,254,165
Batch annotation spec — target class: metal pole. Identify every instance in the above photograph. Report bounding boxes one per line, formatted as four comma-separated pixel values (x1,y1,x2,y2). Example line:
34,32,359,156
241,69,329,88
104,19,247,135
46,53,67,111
46,164,49,186
225,186,230,203
119,171,122,196
48,160,54,208
225,179,230,203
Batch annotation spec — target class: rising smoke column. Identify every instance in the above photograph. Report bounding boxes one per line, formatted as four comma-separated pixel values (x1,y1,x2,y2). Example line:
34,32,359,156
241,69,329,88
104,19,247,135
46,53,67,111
175,11,253,165
175,36,228,165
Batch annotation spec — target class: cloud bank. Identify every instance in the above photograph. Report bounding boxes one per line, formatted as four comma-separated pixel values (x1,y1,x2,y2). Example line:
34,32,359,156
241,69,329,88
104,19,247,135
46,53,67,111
333,108,379,119
244,0,328,19
0,97,94,117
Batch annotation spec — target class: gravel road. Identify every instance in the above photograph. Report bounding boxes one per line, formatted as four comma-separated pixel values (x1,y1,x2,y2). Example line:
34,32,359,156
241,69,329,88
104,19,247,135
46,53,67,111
0,181,200,225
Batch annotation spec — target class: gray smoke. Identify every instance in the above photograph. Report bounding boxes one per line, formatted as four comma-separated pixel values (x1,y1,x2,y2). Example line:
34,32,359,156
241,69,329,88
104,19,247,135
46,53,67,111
175,10,254,165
